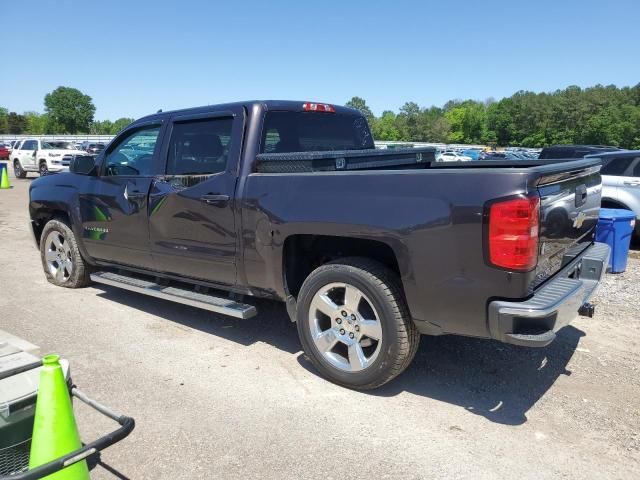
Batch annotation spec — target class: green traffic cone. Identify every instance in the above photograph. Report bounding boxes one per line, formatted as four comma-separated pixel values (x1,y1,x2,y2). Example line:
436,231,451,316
28,354,90,480
0,166,10,189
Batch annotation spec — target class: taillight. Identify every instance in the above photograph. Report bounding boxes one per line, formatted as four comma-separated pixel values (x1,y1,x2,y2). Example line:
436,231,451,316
488,196,540,271
302,102,335,112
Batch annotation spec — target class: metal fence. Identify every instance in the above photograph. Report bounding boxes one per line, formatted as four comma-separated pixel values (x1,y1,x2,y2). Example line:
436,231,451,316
0,136,480,150
0,136,538,154
0,134,115,144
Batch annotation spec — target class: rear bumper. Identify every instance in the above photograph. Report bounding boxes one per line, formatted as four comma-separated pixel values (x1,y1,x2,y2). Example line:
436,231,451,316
488,242,610,347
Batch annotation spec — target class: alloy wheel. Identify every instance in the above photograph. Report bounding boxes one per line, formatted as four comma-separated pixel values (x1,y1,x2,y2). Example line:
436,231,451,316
44,231,73,283
308,282,383,372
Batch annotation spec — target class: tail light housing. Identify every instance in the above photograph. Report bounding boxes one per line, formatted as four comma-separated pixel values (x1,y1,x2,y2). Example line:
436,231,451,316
487,195,540,271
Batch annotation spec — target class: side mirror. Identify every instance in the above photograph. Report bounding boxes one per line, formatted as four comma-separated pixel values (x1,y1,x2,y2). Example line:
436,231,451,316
69,155,98,175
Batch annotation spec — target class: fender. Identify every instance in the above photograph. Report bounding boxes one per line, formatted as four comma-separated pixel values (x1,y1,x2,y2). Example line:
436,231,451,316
29,174,96,265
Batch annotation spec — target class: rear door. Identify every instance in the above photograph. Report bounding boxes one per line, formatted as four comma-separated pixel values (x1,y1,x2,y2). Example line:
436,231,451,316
20,139,38,170
616,156,640,218
78,122,164,270
599,155,636,204
535,162,602,286
148,108,243,287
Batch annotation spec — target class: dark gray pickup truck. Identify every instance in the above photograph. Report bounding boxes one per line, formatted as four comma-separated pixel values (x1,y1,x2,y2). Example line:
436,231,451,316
28,100,610,389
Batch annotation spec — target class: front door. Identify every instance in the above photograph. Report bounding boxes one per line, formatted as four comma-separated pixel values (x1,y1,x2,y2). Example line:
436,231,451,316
149,110,241,287
78,123,164,270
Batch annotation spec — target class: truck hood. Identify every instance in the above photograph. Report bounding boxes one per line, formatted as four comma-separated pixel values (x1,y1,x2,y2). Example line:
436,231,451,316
45,149,86,156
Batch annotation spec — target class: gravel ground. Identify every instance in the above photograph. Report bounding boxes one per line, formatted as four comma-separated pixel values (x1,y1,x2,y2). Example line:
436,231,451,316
1,170,639,479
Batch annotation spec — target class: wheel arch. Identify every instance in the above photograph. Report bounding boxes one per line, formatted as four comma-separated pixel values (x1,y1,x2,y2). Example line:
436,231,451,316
282,234,406,300
601,198,628,210
31,208,72,247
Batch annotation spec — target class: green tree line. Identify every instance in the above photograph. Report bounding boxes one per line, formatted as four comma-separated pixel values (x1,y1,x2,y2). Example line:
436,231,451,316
2,83,639,148
347,83,640,148
0,86,133,136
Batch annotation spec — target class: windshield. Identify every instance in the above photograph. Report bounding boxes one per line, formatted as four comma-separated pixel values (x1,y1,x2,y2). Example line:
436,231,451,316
260,112,373,154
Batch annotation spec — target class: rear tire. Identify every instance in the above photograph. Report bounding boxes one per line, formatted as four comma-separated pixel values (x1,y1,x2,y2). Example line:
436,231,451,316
40,219,92,288
296,257,419,390
13,160,26,178
39,161,49,176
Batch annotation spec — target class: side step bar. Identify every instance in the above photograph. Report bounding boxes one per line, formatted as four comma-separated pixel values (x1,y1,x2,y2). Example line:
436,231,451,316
90,271,257,319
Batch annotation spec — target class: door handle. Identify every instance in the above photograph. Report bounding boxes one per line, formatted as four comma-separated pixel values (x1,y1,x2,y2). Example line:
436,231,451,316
200,194,230,205
623,181,640,187
124,185,146,201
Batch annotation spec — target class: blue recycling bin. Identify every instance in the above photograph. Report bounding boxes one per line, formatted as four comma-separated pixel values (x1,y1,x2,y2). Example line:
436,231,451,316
595,208,636,273
0,162,7,177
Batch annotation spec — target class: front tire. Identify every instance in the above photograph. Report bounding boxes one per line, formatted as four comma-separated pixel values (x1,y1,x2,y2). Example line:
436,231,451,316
40,219,92,288
296,257,419,390
13,160,27,178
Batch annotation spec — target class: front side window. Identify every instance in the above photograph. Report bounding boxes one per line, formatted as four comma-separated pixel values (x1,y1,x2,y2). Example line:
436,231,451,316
104,126,160,176
629,158,640,178
22,140,37,150
167,117,233,175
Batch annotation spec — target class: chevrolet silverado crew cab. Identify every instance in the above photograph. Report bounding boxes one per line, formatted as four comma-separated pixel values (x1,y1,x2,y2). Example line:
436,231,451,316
28,100,610,390
13,139,87,177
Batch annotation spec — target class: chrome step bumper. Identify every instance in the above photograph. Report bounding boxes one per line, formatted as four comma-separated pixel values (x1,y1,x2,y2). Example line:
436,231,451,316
90,271,257,319
488,242,610,347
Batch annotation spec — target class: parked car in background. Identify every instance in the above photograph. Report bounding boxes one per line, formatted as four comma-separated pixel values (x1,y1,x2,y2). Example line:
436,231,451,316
436,150,472,162
462,149,481,160
539,145,620,159
84,143,106,155
587,150,640,236
12,139,86,177
0,143,10,160
481,151,506,160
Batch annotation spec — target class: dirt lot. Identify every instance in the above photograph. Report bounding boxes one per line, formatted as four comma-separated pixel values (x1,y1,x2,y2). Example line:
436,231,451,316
1,170,639,479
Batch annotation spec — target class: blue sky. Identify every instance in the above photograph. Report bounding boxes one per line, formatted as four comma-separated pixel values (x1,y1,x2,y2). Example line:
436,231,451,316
3,0,639,120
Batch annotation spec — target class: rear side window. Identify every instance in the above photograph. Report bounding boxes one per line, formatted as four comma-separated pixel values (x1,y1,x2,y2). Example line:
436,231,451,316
601,157,635,176
167,117,233,175
260,112,373,154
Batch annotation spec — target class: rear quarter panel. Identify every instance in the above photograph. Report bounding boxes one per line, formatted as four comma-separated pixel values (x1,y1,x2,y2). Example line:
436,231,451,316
241,169,537,338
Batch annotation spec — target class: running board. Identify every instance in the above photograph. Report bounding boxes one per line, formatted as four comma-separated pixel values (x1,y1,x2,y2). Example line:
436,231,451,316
90,271,257,319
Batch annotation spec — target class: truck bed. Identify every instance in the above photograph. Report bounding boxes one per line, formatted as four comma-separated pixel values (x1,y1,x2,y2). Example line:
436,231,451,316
255,147,599,173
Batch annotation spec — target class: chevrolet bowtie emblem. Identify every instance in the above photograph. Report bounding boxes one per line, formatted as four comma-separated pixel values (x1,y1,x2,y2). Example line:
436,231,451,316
573,212,587,229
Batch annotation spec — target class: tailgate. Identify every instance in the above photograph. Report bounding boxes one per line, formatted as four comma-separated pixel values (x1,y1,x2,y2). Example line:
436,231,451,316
534,163,602,287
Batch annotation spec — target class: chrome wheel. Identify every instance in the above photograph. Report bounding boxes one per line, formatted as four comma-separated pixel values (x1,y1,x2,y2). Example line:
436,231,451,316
308,282,383,372
44,231,73,283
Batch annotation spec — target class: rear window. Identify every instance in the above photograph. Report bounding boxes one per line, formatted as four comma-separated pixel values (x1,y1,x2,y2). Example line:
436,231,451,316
260,112,373,154
539,147,575,159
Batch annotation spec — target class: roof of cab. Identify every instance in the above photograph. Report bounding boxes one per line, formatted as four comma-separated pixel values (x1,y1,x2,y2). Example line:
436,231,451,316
135,100,361,124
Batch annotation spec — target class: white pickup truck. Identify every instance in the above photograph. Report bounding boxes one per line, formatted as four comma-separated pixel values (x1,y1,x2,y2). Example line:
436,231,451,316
12,139,87,177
